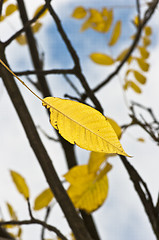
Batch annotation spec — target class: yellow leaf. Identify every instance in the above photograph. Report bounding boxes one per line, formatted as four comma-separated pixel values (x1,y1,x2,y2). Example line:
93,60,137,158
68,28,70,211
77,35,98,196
15,34,27,45
133,70,146,84
10,170,29,199
72,6,87,19
142,36,151,47
96,163,112,180
133,16,139,26
144,26,152,36
108,20,121,46
80,18,92,32
137,137,145,142
6,202,17,220
89,8,103,23
116,48,129,61
0,15,5,22
136,58,149,72
5,4,17,17
90,53,114,65
34,188,54,210
108,118,122,139
64,165,95,186
42,97,129,156
138,46,149,59
102,8,113,32
124,80,141,94
33,5,48,18
32,22,42,33
67,166,109,213
88,152,108,173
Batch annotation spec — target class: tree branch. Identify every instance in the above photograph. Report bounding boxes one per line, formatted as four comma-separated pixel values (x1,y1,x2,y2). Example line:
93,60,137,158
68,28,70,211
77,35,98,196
0,218,68,240
0,43,93,240
120,155,159,239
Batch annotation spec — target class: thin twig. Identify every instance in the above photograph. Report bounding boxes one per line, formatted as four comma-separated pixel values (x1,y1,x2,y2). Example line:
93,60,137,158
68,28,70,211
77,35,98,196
14,68,75,76
120,155,159,239
0,218,68,240
41,207,51,240
63,75,81,97
136,0,141,23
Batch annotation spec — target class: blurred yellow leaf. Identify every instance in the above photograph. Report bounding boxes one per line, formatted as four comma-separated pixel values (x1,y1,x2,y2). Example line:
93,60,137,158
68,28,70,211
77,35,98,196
6,202,17,220
116,48,129,61
142,36,151,47
144,26,152,36
5,4,17,16
34,188,54,210
33,5,48,18
124,80,141,93
42,97,129,156
108,20,121,46
16,34,27,45
133,70,146,84
32,22,42,33
72,6,87,19
137,137,145,142
138,46,149,59
80,18,91,32
0,15,5,22
88,152,108,173
10,170,29,199
136,58,149,72
134,16,139,26
102,8,113,32
65,165,109,213
90,53,114,65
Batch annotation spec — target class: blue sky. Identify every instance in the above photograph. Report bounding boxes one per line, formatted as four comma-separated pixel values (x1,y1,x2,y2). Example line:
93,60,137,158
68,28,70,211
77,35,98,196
1,1,159,240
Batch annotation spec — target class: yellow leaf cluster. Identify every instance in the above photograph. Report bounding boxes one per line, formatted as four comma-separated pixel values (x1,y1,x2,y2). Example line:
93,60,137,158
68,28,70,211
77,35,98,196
123,16,152,94
42,97,128,156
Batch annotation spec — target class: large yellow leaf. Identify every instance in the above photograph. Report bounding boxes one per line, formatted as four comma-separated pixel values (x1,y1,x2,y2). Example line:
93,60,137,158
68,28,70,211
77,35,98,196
108,20,121,46
34,188,54,210
90,53,114,65
10,170,29,199
42,97,129,156
72,6,87,19
5,4,17,16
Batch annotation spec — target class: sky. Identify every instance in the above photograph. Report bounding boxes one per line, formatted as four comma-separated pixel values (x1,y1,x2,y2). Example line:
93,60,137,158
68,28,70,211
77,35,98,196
0,0,159,240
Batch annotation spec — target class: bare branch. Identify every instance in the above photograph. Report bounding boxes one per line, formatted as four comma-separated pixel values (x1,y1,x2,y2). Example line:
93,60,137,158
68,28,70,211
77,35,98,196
0,218,68,240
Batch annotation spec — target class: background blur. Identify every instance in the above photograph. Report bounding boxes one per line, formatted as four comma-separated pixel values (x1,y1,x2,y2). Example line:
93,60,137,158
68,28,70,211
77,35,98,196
0,0,159,239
